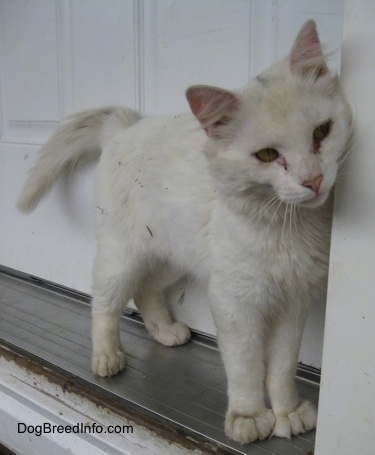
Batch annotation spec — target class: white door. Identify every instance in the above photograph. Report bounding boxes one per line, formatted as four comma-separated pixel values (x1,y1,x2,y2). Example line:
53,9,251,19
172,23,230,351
0,0,344,368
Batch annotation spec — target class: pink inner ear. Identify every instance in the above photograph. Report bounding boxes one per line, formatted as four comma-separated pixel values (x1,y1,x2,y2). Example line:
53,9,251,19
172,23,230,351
186,85,240,138
290,20,328,78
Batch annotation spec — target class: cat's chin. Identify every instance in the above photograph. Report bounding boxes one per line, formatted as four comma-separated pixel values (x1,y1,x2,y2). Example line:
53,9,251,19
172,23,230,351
278,191,329,209
298,192,329,208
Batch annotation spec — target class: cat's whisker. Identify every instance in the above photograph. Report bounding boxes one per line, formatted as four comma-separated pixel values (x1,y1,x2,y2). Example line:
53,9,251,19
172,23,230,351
335,172,348,184
264,199,284,238
241,209,267,231
289,203,294,238
246,194,281,230
259,194,279,217
280,202,289,246
337,150,351,168
337,137,354,169
270,199,284,223
293,204,300,233
290,204,294,234
263,195,281,218
262,194,278,210
245,206,269,227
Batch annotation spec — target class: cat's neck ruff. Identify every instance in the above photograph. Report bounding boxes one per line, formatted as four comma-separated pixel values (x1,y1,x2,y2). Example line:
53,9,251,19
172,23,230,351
217,187,333,236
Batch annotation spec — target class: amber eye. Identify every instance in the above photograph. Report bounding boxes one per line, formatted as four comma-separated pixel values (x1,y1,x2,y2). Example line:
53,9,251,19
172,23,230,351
313,121,332,141
254,148,279,163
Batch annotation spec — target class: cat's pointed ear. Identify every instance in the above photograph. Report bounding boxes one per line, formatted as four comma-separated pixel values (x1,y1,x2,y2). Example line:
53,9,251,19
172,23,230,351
289,20,328,79
186,85,241,139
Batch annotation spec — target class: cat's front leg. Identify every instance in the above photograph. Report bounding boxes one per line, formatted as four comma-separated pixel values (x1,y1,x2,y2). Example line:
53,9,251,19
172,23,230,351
266,305,317,438
210,287,275,443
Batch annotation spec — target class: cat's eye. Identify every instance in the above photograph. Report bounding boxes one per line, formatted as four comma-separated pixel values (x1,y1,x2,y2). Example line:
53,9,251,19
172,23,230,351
313,121,332,142
254,148,279,163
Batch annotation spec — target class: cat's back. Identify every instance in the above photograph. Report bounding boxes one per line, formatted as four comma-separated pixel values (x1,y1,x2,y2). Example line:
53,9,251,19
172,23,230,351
96,111,214,274
115,112,203,156
99,112,206,178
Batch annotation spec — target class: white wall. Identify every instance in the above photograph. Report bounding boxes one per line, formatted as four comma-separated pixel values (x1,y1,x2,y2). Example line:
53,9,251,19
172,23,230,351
0,0,344,368
315,1,375,453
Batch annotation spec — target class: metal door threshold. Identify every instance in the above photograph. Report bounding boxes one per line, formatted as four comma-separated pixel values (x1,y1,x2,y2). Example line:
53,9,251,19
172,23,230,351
0,270,318,454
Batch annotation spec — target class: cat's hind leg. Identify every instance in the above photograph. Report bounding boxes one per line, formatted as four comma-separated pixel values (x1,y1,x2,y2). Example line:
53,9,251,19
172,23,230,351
135,267,191,347
91,241,144,377
266,304,317,438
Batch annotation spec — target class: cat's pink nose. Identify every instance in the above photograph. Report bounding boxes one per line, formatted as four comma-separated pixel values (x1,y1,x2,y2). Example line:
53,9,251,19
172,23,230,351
302,174,323,195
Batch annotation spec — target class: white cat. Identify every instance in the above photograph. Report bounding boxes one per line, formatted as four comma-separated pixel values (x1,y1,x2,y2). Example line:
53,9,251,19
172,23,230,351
17,20,351,443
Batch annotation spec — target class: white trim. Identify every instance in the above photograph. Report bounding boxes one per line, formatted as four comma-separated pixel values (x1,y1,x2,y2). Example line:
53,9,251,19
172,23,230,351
0,355,197,455
315,1,375,454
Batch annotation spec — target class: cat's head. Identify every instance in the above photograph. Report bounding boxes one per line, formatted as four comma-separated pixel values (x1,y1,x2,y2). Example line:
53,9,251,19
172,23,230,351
186,20,352,211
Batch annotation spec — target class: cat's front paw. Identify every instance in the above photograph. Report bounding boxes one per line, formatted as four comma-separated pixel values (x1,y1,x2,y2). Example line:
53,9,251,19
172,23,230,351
272,400,317,438
225,408,275,443
92,347,126,377
148,321,191,347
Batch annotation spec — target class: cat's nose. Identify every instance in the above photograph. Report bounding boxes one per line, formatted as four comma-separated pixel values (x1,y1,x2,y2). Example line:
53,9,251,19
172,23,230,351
302,174,323,195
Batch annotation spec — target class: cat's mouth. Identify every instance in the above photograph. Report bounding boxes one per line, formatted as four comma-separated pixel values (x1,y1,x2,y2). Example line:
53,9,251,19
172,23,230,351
278,188,330,208
298,191,329,208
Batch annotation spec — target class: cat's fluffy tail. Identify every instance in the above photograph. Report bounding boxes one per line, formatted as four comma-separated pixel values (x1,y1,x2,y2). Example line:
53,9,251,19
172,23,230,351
17,107,140,213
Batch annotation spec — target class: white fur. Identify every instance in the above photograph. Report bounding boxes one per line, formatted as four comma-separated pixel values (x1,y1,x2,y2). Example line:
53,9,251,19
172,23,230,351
17,21,351,444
